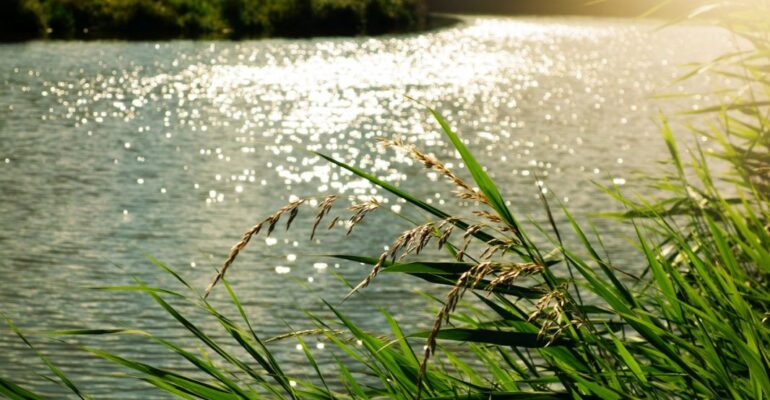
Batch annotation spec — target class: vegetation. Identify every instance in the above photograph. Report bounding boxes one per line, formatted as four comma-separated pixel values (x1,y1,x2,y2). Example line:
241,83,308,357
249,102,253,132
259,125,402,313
3,1,770,399
0,0,426,41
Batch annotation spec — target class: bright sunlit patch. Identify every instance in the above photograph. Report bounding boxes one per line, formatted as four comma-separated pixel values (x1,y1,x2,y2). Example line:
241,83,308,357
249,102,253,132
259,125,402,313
275,266,291,274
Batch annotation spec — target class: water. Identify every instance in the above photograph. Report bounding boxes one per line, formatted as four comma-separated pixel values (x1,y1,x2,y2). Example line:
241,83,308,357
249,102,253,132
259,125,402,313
0,16,731,397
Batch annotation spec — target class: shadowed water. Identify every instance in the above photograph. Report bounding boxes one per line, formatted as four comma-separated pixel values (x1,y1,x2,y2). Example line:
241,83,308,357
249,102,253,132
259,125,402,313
0,16,731,397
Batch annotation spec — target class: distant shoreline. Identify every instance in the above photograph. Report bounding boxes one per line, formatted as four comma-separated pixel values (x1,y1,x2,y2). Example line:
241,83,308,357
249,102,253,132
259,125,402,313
1,0,442,43
0,15,461,43
427,0,707,18
0,0,707,43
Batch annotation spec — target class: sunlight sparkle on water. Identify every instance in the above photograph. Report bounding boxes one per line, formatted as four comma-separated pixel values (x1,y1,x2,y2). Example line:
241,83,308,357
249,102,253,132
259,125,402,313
0,21,734,394
275,266,291,274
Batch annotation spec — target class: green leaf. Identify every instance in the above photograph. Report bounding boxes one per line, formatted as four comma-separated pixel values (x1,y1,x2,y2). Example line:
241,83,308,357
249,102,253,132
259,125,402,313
425,105,519,233
6,318,87,399
0,377,45,400
411,329,571,348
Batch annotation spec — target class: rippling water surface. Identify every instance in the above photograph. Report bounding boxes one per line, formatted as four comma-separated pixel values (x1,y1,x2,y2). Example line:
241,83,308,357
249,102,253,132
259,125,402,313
0,16,731,397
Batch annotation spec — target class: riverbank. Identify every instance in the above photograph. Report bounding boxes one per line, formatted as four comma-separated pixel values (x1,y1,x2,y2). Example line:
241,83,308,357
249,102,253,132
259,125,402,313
427,0,709,17
0,0,431,41
1,0,713,42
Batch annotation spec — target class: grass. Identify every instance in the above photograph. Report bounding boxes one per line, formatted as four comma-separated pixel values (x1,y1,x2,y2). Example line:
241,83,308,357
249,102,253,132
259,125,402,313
2,1,770,399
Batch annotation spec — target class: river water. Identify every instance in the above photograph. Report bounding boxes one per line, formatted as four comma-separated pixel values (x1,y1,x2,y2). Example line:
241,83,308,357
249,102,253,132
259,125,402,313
0,16,731,397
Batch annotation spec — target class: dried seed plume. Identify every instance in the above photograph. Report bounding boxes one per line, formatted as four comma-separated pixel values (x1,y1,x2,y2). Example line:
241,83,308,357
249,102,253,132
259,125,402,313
204,199,304,298
379,137,488,205
311,195,337,240
346,198,381,235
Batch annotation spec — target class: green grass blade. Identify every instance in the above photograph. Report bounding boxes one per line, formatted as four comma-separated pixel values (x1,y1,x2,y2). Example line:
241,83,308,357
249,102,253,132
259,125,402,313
411,329,572,348
0,377,46,400
5,319,87,399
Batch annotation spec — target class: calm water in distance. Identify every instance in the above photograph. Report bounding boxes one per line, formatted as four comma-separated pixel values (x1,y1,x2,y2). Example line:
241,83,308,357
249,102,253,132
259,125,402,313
0,16,731,397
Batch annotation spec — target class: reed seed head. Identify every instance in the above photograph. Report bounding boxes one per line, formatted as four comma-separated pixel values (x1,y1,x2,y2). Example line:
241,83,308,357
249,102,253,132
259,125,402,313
416,261,494,397
311,195,337,240
380,137,489,205
346,198,381,235
204,198,305,298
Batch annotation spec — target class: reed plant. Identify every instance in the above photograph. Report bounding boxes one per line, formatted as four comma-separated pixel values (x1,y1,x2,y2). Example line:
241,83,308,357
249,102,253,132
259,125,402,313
3,1,770,399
